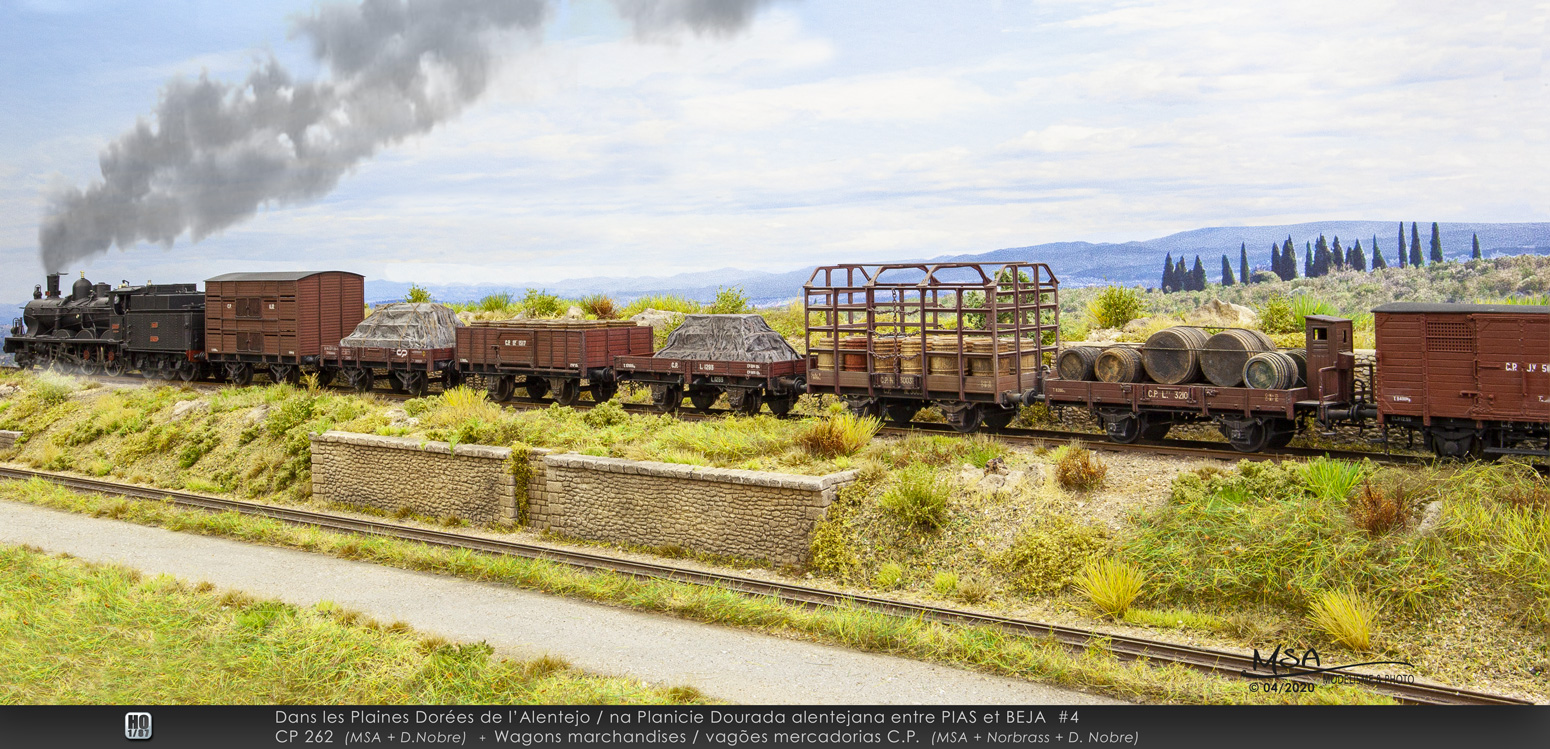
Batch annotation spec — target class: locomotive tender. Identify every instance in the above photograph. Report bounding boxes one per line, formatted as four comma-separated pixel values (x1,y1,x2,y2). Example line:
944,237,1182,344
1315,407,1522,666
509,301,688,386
5,264,1547,460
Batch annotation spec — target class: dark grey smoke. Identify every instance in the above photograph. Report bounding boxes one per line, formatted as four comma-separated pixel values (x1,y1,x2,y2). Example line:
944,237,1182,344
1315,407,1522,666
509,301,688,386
610,0,786,38
39,0,784,272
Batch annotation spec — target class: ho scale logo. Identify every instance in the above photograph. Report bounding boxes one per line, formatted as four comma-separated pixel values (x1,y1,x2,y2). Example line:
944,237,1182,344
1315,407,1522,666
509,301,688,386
125,712,152,740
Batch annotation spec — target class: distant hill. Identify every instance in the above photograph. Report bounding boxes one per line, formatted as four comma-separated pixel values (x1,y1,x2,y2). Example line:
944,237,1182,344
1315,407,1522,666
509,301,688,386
364,221,1550,306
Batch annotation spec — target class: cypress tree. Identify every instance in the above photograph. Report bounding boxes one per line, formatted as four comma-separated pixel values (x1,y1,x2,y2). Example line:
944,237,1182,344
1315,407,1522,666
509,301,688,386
1191,255,1206,291
1176,257,1188,290
1397,223,1407,267
1305,242,1313,277
1241,243,1250,284
1410,222,1423,266
1313,235,1330,277
1371,235,1385,269
1350,239,1366,272
1429,222,1443,263
1331,236,1344,270
1162,252,1175,292
1472,233,1482,259
1222,254,1235,286
1282,237,1295,280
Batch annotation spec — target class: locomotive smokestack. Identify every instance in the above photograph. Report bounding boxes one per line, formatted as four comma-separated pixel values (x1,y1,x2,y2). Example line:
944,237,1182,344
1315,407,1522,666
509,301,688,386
46,273,61,299
36,0,785,271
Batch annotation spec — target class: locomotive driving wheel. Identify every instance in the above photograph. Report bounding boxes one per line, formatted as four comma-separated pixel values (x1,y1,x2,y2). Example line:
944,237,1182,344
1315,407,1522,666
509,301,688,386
102,357,125,377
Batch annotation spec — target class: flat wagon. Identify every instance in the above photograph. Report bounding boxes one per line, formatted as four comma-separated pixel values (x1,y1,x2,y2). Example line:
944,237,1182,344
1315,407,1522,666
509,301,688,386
457,319,651,405
1373,302,1550,458
615,314,807,416
204,271,365,386
803,262,1059,432
321,302,461,396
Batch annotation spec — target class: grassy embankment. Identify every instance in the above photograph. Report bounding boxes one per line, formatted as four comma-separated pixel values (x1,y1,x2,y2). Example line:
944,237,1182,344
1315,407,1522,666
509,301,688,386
0,478,1386,705
0,543,704,704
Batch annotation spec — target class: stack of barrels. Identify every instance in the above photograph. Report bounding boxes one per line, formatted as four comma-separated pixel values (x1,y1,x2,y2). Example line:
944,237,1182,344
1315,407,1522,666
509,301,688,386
811,333,1040,376
1054,326,1307,389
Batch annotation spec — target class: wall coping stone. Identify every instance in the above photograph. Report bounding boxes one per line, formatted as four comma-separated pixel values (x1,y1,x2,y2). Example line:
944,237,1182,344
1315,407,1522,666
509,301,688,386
0,430,20,440
542,452,857,491
313,430,512,460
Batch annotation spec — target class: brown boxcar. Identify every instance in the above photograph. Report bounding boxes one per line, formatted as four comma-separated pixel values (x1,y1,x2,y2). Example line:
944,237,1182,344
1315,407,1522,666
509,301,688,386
204,271,365,386
803,262,1059,433
457,319,652,405
1373,302,1550,457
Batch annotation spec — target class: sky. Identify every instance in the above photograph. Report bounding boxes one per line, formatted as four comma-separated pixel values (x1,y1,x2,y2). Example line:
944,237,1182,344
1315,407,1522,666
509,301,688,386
1,0,1546,303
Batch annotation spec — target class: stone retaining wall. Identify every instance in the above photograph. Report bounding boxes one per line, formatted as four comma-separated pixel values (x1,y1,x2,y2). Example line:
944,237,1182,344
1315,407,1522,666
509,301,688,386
310,431,517,524
536,455,857,566
308,430,857,566
0,430,19,450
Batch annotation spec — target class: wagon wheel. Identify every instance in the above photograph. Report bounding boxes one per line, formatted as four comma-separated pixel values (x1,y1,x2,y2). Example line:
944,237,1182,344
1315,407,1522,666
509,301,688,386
1220,418,1273,453
1430,432,1481,460
731,389,762,416
386,369,406,393
488,375,515,402
1103,414,1145,444
1267,429,1295,449
176,361,200,382
550,378,580,407
882,401,921,427
589,380,619,403
1141,421,1173,441
689,389,720,413
226,363,254,387
766,396,795,418
313,368,337,388
348,367,374,394
102,356,126,377
653,385,683,414
981,406,1017,432
398,371,428,398
845,398,882,419
155,360,177,380
271,364,301,386
946,404,984,434
523,377,549,400
440,367,461,391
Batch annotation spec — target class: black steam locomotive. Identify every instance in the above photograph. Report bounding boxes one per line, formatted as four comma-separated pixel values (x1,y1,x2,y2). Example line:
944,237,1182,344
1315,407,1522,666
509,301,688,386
5,272,207,380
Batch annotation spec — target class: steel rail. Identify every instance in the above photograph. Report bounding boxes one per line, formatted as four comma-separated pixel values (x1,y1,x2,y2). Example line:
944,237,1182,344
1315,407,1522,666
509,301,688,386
0,465,1528,706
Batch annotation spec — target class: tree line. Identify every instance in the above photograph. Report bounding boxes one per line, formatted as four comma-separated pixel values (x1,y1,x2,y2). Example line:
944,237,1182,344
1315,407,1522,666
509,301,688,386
1160,222,1483,293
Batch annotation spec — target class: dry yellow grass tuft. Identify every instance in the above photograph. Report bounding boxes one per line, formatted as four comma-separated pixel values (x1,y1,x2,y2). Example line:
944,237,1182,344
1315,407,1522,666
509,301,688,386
1074,559,1146,618
1308,588,1378,652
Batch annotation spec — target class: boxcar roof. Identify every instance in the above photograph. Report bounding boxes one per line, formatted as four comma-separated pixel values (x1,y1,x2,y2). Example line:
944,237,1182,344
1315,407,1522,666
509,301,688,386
205,271,363,282
1371,302,1550,314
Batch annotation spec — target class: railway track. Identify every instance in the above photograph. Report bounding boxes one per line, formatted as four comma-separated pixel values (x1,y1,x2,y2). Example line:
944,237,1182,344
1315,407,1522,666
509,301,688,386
0,464,1529,706
0,365,1485,468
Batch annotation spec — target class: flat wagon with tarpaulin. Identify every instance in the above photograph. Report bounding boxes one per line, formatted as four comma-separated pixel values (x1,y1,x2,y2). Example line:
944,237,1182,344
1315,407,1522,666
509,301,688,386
1043,316,1362,452
321,302,462,396
204,271,365,386
803,262,1059,433
615,314,807,416
457,319,651,405
1372,302,1550,458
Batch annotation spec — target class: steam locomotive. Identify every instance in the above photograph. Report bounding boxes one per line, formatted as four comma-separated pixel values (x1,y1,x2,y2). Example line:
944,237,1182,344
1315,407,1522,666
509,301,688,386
8,272,205,380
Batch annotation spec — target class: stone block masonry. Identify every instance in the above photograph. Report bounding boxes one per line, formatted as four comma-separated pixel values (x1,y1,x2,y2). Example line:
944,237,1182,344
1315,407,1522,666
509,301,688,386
0,430,19,450
310,431,517,525
536,455,857,567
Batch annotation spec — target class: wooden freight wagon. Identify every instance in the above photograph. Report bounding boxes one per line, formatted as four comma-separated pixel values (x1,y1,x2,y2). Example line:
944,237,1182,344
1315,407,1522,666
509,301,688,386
804,262,1059,433
615,313,808,417
1043,316,1358,452
457,319,652,405
204,271,365,386
1373,302,1550,458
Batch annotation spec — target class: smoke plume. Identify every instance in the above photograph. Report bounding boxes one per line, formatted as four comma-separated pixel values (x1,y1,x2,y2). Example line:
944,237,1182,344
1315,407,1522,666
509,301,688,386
39,0,784,272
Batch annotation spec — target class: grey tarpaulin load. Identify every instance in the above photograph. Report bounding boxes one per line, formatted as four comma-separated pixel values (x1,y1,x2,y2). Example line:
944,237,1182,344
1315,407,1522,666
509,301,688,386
341,303,462,349
655,314,802,362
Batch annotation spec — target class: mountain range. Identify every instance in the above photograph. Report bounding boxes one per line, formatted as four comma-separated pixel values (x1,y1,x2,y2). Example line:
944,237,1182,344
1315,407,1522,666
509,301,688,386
362,221,1550,305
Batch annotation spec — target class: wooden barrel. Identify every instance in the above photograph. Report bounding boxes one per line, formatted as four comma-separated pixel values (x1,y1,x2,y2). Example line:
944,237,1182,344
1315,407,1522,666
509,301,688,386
813,335,835,370
1243,351,1298,390
1283,347,1308,386
1201,329,1276,387
898,338,924,374
839,335,869,371
1057,346,1101,381
1095,346,1146,383
1141,326,1210,384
